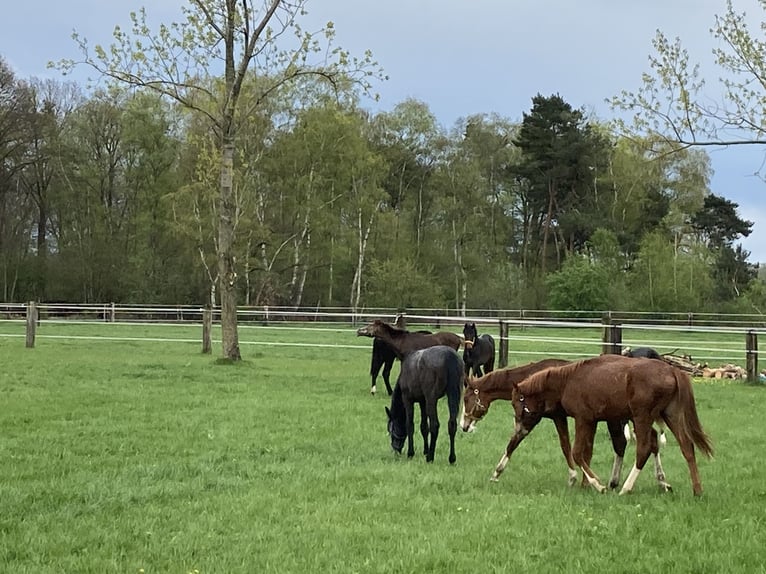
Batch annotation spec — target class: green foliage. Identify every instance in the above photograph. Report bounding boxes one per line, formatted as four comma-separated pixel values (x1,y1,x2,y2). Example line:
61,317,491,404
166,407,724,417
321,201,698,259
546,255,611,311
364,257,446,308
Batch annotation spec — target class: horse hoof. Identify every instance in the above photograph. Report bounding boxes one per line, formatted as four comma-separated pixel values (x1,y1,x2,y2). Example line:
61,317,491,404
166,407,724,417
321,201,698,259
449,456,456,465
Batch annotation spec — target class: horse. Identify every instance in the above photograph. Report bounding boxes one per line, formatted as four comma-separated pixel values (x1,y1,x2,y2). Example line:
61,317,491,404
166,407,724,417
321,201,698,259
493,354,713,496
462,322,495,378
385,345,465,464
369,315,432,396
460,358,661,489
622,346,662,360
357,319,462,359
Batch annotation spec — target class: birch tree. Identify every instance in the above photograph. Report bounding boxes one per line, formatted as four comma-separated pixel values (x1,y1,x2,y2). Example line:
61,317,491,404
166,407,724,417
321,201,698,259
56,0,381,360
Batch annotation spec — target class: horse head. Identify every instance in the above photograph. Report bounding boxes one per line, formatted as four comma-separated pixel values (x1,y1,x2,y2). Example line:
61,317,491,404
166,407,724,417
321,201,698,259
462,322,478,349
511,382,545,432
460,385,488,432
385,406,406,453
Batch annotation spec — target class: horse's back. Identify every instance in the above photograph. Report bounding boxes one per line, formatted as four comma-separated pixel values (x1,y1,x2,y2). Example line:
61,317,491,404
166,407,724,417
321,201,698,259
399,345,464,399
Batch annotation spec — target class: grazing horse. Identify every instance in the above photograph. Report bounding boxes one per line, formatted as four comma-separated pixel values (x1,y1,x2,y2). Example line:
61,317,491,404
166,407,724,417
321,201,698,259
462,322,495,378
357,319,462,359
622,346,662,360
385,345,465,464
493,354,713,496
460,358,660,489
369,315,432,396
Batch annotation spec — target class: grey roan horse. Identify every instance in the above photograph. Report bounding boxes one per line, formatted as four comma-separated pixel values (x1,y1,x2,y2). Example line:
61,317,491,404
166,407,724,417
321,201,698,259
385,345,465,464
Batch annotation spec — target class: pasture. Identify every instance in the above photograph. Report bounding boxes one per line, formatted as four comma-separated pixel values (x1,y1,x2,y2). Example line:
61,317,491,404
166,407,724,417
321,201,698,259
1,319,765,573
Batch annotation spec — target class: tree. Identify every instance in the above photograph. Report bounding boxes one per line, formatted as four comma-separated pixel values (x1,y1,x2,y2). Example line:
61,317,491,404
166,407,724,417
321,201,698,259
545,255,610,312
57,1,381,360
610,1,766,152
691,193,755,300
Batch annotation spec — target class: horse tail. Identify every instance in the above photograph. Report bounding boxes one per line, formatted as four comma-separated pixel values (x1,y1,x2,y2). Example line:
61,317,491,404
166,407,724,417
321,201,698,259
670,369,714,459
446,351,465,414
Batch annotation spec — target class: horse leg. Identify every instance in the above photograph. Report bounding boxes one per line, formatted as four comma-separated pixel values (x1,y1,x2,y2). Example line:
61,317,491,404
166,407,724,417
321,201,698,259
647,428,672,493
418,402,430,457
382,356,395,396
551,415,578,486
370,351,383,396
618,417,655,495
403,399,416,459
425,401,440,463
446,390,459,465
490,417,541,481
572,419,607,493
606,419,628,490
662,416,703,496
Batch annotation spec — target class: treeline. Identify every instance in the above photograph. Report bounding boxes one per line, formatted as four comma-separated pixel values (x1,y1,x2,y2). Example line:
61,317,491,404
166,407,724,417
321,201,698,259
0,56,762,314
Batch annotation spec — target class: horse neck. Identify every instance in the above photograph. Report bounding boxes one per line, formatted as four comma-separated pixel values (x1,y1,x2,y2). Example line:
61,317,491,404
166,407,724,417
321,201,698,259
390,384,406,421
474,371,515,403
375,327,408,357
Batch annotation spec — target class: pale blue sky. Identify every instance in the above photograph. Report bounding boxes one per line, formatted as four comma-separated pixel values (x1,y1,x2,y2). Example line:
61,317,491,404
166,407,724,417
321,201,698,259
3,0,765,261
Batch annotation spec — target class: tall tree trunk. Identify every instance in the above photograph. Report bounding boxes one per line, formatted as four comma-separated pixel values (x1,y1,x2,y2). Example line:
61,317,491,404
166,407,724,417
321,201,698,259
218,139,240,360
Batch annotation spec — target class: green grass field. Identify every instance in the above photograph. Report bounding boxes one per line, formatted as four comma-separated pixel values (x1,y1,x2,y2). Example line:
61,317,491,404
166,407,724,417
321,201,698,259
1,320,765,573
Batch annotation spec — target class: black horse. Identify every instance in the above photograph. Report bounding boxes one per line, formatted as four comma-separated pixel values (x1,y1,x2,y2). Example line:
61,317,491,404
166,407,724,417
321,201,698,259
622,346,662,360
385,345,465,464
462,322,495,378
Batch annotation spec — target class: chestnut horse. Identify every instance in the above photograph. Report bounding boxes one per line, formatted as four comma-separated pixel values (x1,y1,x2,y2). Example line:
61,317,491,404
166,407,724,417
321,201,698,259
385,345,465,464
460,358,662,489
357,319,462,359
494,354,713,496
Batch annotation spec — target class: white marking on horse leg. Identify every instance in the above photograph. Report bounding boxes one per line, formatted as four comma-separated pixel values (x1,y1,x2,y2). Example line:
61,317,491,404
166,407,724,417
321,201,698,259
371,384,376,395
583,472,607,493
619,464,641,495
659,430,667,446
609,454,624,488
653,452,672,492
623,423,632,442
490,454,509,481
567,468,578,487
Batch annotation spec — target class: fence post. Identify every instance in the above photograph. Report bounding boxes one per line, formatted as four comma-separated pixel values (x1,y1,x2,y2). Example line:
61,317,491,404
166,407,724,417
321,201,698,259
601,314,623,355
498,320,509,368
25,301,37,348
202,306,212,354
110,302,116,323
746,330,758,382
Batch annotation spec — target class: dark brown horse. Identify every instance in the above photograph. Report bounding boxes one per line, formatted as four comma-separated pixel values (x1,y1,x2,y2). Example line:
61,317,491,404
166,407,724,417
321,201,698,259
462,322,495,378
461,358,650,489
369,315,432,396
357,319,462,359
495,354,713,496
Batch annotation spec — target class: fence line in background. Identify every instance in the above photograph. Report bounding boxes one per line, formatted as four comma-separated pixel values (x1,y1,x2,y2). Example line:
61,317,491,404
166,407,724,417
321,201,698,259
3,302,762,381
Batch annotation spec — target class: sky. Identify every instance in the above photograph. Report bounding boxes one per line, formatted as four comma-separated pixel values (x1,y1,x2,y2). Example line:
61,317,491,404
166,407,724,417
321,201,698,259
3,0,766,262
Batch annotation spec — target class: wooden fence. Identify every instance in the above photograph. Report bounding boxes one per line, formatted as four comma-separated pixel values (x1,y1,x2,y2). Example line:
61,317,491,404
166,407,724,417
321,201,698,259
9,301,764,382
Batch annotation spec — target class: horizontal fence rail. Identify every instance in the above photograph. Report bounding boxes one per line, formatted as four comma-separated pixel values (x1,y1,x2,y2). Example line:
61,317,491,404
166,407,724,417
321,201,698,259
1,302,763,382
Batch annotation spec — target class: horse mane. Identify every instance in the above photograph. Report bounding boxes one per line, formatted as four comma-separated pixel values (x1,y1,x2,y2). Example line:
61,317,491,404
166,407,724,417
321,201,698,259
376,320,408,339
520,359,586,394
